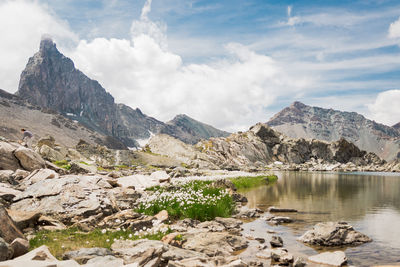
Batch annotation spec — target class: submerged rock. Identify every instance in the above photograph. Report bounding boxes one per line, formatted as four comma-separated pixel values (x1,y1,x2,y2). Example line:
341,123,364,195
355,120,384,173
298,221,372,246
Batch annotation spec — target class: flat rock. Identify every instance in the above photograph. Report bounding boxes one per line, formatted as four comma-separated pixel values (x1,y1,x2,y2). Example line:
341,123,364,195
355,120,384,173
308,251,347,266
117,174,160,190
268,207,298,212
298,221,372,246
0,183,21,202
111,239,167,265
62,247,113,264
14,147,46,171
271,248,294,265
85,255,124,267
7,209,41,230
10,238,29,258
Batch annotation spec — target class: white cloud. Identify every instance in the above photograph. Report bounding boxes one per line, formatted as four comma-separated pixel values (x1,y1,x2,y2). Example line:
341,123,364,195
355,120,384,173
0,0,77,92
368,90,400,126
389,17,400,38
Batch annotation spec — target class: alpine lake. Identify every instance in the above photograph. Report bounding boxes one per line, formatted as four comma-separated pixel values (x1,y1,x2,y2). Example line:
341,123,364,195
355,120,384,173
239,171,400,266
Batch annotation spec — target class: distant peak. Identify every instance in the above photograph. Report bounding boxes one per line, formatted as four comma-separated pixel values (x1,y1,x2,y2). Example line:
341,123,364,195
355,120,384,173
291,101,307,109
39,35,57,53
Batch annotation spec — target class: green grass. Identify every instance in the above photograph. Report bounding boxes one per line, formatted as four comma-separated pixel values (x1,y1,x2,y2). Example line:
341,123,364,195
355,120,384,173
229,175,278,190
53,160,71,170
29,227,171,259
137,180,235,222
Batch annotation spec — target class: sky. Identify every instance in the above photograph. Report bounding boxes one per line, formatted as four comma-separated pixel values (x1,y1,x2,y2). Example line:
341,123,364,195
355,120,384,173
0,0,400,131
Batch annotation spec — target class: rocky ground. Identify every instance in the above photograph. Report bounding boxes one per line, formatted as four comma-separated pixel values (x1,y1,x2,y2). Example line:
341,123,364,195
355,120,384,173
0,135,398,266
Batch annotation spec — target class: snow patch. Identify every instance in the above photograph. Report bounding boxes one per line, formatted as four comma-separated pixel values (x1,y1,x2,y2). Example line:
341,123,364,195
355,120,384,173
136,131,155,147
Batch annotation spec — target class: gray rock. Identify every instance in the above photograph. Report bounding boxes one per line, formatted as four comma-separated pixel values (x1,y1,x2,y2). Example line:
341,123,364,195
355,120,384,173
0,237,13,261
162,246,209,262
111,239,167,265
10,238,29,258
14,147,46,171
0,142,22,171
0,183,21,203
37,135,55,148
293,257,307,267
270,248,294,265
0,206,25,243
85,255,124,267
266,216,293,224
69,161,97,174
62,247,113,264
308,251,347,266
12,169,30,181
0,170,14,184
270,236,283,248
298,221,372,246
38,144,64,162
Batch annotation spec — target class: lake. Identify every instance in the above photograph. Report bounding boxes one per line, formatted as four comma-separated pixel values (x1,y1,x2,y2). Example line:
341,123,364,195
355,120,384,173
239,171,400,266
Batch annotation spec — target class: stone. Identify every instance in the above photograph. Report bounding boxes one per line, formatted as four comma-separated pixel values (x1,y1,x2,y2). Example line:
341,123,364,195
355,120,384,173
14,147,46,171
293,257,307,267
268,207,298,213
298,222,372,246
233,207,261,219
155,210,169,222
266,216,293,224
214,217,243,232
168,257,213,267
36,135,55,148
0,237,13,261
10,238,29,258
7,209,41,230
21,168,59,187
182,232,248,257
85,255,124,267
151,170,171,183
0,206,25,243
111,239,167,265
0,183,21,203
117,174,160,191
0,170,14,184
162,246,209,262
38,144,64,162
256,249,271,260
69,162,97,174
308,251,347,266
62,247,113,264
270,248,294,265
270,236,283,248
12,169,30,180
0,142,22,171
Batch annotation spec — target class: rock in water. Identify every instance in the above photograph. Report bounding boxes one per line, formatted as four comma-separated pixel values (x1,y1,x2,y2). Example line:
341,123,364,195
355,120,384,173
270,236,283,248
298,221,372,246
308,251,347,266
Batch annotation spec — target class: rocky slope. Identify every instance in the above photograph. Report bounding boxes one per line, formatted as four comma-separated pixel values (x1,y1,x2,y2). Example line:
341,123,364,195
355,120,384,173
0,88,123,149
267,101,400,161
16,37,228,148
393,122,400,131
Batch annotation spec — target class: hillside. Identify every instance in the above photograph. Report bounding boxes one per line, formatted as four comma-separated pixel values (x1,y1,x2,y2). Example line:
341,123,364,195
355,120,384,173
267,101,400,161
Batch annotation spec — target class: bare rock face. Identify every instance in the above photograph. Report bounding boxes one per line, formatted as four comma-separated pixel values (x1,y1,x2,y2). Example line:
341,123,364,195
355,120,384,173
267,101,400,161
298,221,372,246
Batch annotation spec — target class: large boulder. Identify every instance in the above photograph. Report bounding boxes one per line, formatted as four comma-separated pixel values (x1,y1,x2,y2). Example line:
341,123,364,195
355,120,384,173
0,206,25,243
36,135,55,148
38,144,64,162
0,237,13,261
298,221,372,246
0,142,21,171
13,147,46,171
10,238,29,258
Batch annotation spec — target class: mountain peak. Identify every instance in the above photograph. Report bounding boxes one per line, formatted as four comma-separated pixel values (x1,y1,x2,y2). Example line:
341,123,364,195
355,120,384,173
291,101,307,109
39,35,56,52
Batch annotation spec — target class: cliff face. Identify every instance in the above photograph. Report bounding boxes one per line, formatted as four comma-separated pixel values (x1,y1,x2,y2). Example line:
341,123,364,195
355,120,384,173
15,38,228,148
267,101,400,161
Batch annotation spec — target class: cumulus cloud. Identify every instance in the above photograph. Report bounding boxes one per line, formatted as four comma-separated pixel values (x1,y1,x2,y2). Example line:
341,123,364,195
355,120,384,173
0,0,77,92
368,90,400,126
388,17,400,38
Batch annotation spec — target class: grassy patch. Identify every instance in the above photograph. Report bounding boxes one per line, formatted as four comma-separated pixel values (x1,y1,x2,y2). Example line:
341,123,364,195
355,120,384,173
53,160,71,170
137,180,234,221
229,175,278,190
29,227,171,259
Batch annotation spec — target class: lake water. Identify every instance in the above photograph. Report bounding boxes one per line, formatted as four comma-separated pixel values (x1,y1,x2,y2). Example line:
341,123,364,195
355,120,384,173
239,171,400,266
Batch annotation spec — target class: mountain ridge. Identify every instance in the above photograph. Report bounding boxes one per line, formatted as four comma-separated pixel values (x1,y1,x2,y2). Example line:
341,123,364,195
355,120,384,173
267,101,400,161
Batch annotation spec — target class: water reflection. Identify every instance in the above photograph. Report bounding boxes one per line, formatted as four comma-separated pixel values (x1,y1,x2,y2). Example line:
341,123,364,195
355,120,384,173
240,172,400,266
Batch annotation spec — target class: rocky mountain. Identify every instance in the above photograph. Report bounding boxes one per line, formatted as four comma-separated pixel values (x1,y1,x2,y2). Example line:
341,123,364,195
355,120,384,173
16,37,228,147
0,88,124,149
267,101,400,161
393,122,400,131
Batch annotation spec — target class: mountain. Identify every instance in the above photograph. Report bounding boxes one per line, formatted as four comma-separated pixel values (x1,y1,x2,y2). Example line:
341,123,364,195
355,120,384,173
0,88,124,148
393,122,400,131
162,114,230,144
267,101,400,161
16,37,228,147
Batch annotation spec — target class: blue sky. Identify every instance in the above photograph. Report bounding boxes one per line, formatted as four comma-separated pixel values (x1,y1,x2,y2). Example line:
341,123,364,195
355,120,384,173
0,0,400,130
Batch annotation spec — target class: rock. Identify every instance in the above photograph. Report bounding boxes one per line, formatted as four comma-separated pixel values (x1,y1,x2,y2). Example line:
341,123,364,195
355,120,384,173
6,209,41,231
266,216,293,224
62,247,113,264
197,221,226,232
0,183,21,203
14,147,46,171
0,237,13,261
38,144,64,162
255,237,265,243
162,246,209,262
38,215,67,231
21,168,59,187
98,210,143,229
293,257,307,267
0,170,14,184
256,249,271,260
270,248,294,265
182,232,248,257
268,207,298,213
36,135,55,148
111,239,167,265
233,207,261,219
0,206,25,243
308,251,347,266
270,236,283,248
168,257,213,267
12,169,30,181
214,217,243,232
85,255,124,266
151,170,171,183
298,222,372,246
10,238,29,258
0,142,22,171
155,210,169,222
117,174,160,190
69,162,97,174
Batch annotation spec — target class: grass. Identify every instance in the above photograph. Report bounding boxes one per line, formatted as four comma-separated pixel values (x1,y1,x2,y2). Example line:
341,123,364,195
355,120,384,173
229,175,278,190
137,180,235,222
29,227,171,259
53,160,71,170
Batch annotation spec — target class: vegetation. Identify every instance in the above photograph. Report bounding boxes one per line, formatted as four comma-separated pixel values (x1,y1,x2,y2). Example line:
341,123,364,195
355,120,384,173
53,160,71,170
229,175,278,190
137,180,235,221
29,227,171,259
